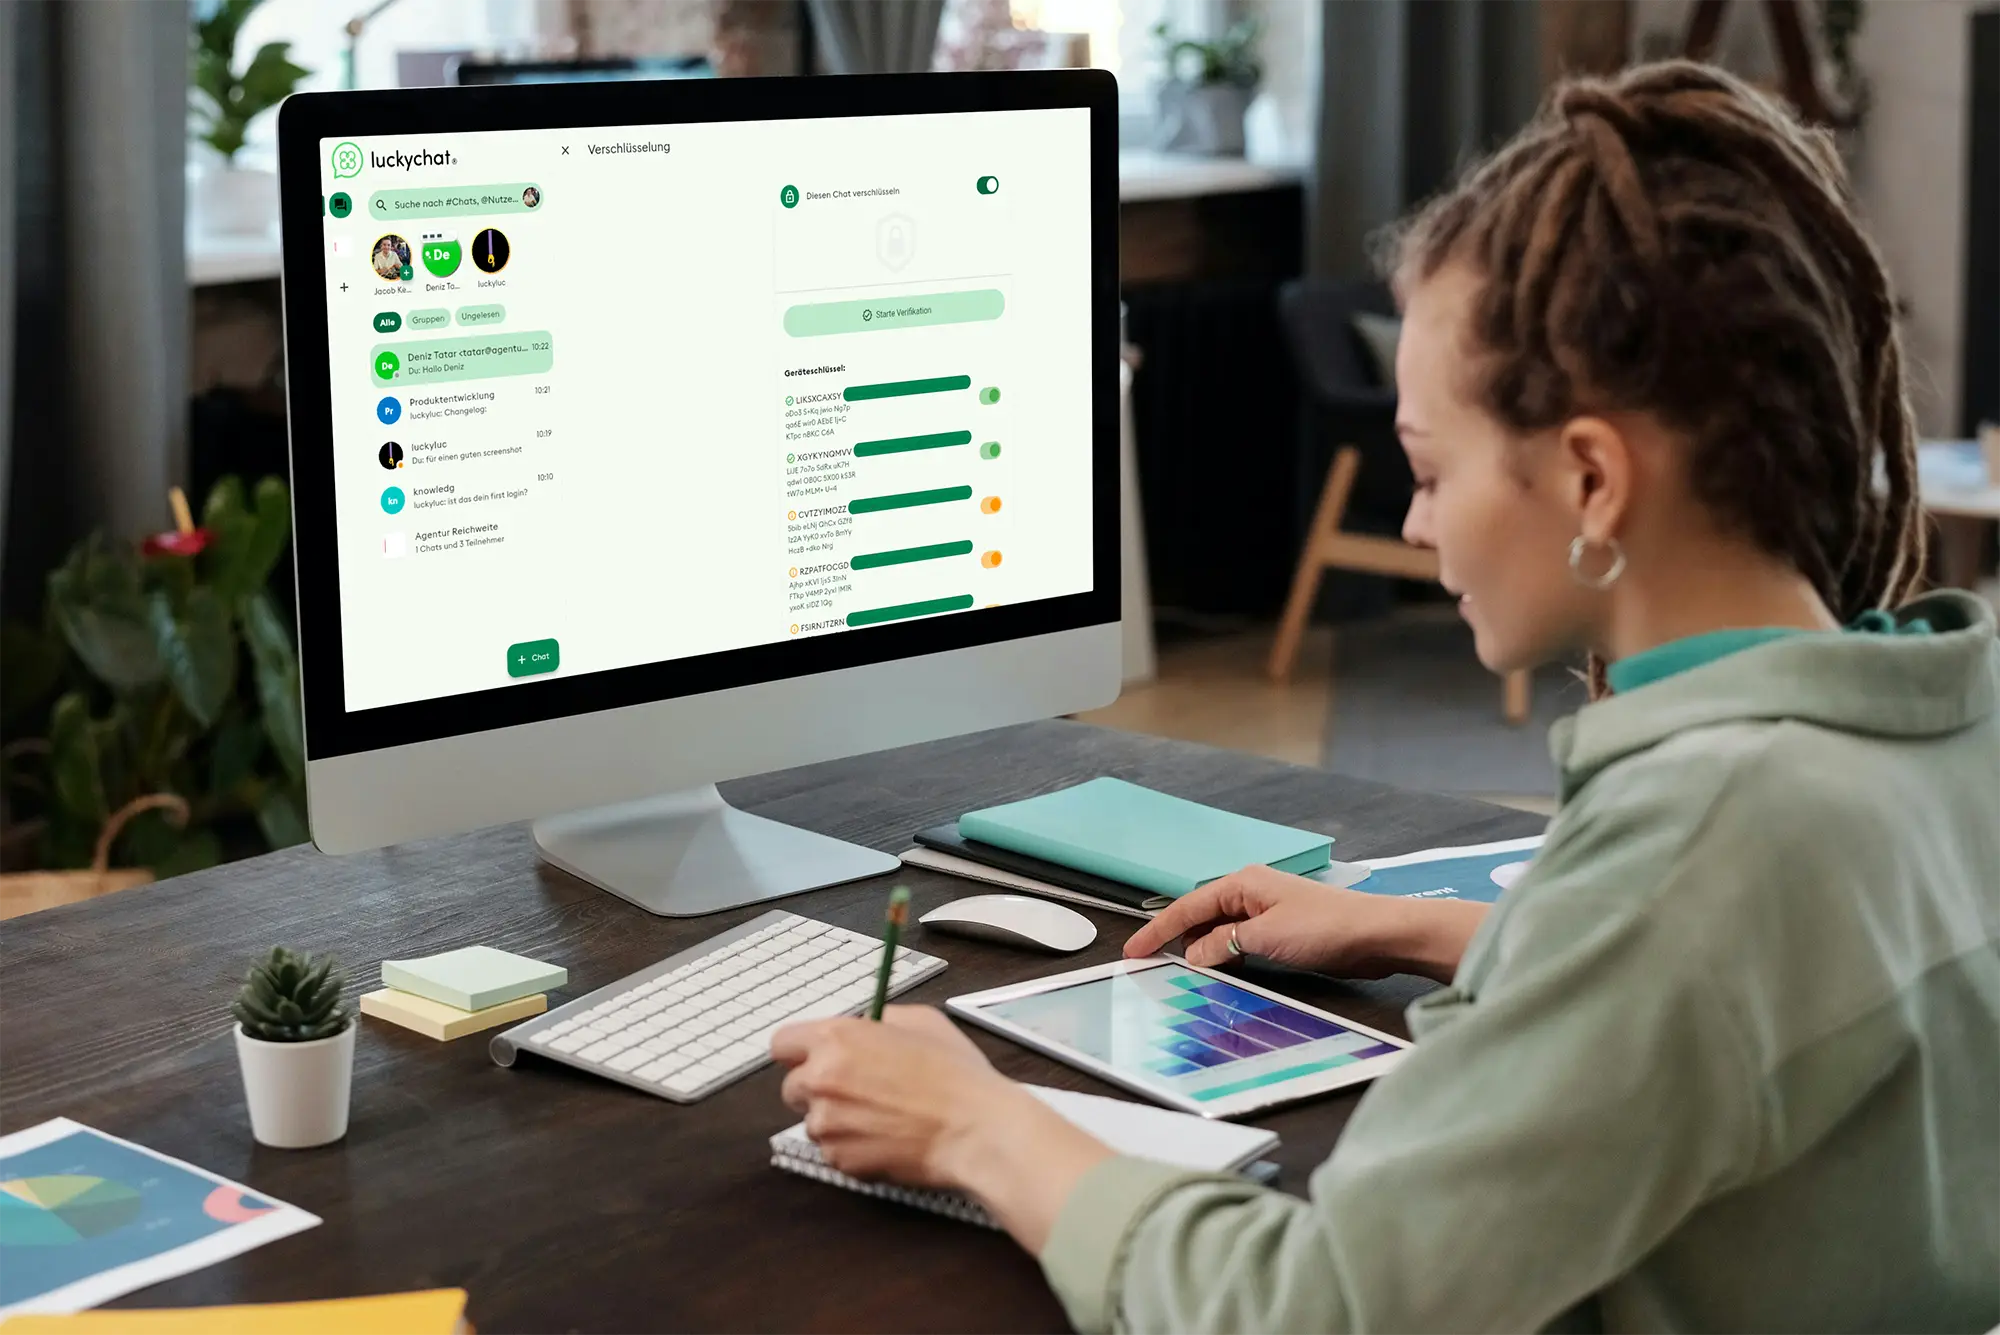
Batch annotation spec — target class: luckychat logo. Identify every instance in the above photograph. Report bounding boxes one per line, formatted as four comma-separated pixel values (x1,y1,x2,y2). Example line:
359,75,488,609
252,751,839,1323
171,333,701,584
369,146,458,172
330,141,363,179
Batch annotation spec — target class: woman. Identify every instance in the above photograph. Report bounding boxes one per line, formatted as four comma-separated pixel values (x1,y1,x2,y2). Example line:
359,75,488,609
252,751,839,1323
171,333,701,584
773,63,1999,1332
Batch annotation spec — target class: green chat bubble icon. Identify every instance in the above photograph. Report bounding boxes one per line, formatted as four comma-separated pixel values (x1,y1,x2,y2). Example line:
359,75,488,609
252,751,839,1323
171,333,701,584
374,350,400,380
422,239,462,277
331,141,363,179
329,191,352,218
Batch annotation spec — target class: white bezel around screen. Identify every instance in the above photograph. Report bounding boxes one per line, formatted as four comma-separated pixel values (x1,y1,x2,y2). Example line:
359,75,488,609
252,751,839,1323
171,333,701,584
947,956,1409,1119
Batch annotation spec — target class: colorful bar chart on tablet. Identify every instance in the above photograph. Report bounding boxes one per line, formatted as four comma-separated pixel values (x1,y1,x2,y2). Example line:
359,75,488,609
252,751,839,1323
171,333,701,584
984,965,1399,1103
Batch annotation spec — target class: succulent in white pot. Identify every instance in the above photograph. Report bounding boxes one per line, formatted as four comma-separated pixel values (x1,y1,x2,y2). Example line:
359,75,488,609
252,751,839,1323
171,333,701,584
231,947,354,1149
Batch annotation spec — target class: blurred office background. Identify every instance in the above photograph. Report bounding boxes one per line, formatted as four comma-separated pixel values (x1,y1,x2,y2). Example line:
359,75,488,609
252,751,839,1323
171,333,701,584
2,0,1996,907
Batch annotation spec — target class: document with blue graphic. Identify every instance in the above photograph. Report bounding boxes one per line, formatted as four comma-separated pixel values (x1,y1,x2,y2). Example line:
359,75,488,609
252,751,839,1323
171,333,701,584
1348,835,1547,904
0,1118,317,1316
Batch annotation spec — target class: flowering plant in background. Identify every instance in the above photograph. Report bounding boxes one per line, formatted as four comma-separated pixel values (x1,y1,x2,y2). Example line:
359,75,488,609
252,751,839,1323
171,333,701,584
0,478,306,876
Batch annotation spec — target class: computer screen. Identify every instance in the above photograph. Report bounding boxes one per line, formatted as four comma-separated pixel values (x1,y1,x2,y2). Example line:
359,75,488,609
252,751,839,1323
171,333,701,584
316,108,1094,715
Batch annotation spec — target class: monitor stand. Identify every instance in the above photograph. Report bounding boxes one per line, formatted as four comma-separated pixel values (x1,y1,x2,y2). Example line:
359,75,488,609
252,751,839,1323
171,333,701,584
531,785,899,917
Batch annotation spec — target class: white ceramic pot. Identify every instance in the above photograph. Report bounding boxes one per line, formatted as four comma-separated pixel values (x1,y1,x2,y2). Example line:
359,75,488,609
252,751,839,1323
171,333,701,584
196,164,280,238
1156,82,1253,156
235,1023,354,1149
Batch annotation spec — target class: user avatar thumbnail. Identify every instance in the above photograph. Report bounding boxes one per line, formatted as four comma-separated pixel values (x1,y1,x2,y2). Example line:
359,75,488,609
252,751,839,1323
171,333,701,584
372,234,413,282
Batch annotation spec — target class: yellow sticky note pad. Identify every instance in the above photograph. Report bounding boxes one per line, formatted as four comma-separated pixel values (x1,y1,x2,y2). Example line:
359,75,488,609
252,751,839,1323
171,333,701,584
361,987,544,1040
0,1288,467,1333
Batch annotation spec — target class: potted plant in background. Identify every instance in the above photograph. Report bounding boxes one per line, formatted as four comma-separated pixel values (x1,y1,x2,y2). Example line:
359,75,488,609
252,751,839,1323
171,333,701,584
0,478,307,916
189,0,310,237
1152,17,1263,156
233,947,355,1148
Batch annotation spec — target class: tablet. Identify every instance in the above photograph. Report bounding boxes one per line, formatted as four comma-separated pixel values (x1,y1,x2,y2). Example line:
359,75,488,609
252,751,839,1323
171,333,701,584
947,957,1409,1119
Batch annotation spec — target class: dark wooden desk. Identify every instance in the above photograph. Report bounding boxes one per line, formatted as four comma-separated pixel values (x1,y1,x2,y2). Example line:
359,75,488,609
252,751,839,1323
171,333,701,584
0,721,1543,1332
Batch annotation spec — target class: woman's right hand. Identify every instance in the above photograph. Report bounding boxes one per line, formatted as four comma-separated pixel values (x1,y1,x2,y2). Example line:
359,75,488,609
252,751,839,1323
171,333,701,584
1122,865,1487,982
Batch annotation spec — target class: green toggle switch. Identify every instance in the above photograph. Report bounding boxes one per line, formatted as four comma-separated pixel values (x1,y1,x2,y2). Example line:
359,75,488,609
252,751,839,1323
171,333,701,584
976,175,1000,194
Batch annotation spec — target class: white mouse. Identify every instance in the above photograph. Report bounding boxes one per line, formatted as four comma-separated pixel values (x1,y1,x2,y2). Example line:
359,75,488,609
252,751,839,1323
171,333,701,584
918,894,1097,954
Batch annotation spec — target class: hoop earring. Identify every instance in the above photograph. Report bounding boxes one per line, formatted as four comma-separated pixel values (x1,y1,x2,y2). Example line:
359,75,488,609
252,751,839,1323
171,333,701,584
1568,535,1627,590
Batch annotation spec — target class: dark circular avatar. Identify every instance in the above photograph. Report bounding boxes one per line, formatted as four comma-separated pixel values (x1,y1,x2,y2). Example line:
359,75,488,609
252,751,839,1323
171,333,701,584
379,441,404,470
472,227,511,274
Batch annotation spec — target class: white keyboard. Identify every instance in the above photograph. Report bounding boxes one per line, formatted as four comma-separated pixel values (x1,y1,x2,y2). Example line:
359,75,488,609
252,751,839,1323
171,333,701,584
490,909,947,1103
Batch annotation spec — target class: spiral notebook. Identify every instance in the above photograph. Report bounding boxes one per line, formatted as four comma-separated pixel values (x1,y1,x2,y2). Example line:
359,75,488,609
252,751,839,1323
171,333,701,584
769,1085,1279,1228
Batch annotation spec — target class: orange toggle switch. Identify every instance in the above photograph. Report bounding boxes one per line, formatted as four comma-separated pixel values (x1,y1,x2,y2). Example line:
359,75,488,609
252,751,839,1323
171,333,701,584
980,495,1002,514
981,550,1003,568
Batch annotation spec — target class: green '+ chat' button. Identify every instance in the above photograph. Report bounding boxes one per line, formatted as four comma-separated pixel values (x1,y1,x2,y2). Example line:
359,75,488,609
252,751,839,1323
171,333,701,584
507,638,560,679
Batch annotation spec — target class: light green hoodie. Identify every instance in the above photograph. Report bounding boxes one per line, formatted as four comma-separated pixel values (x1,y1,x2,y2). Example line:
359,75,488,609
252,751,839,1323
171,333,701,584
1041,590,2000,1332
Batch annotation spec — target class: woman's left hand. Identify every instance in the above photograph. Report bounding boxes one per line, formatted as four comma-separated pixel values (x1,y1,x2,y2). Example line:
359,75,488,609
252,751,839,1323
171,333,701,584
771,1007,1116,1251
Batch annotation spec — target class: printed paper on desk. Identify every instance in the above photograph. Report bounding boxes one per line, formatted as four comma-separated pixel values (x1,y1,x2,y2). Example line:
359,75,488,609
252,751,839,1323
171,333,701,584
0,1118,319,1316
1349,835,1547,904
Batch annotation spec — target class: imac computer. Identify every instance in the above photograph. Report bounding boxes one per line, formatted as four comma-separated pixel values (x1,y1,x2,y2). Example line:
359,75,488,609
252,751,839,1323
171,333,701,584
276,72,1121,915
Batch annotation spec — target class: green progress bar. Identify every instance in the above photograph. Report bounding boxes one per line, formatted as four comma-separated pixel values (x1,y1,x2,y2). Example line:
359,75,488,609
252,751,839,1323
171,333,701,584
844,375,971,402
849,485,972,514
854,430,971,458
846,594,974,627
851,540,973,570
1189,1056,1355,1102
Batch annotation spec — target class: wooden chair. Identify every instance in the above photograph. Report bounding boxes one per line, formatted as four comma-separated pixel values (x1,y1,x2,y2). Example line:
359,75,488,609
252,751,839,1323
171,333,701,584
1271,279,1531,723
1269,444,1533,724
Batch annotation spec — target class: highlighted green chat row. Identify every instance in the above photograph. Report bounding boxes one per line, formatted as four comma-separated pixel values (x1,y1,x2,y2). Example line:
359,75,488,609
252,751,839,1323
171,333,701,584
371,331,552,386
368,183,545,220
786,289,1004,338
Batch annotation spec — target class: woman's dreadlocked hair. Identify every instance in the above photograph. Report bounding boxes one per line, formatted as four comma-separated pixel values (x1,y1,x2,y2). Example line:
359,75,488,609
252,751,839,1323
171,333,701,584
1387,61,1927,695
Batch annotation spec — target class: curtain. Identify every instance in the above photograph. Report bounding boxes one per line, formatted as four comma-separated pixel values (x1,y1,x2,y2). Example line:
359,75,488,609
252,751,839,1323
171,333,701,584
1307,0,1541,278
806,0,944,75
2,1,187,619
0,4,16,594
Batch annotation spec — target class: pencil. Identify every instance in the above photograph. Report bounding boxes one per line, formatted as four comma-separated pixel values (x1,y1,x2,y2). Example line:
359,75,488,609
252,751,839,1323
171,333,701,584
868,886,911,1021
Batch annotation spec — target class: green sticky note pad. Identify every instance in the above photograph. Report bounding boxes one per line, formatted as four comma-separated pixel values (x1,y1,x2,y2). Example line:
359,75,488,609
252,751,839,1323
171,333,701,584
381,946,567,1012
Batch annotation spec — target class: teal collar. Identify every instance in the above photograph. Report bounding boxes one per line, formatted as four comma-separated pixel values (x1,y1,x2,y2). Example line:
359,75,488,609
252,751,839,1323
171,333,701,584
1607,608,1934,694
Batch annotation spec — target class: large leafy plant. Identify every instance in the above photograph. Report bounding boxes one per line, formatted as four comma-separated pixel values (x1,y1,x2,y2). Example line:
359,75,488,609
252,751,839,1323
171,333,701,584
190,0,310,162
0,477,306,877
